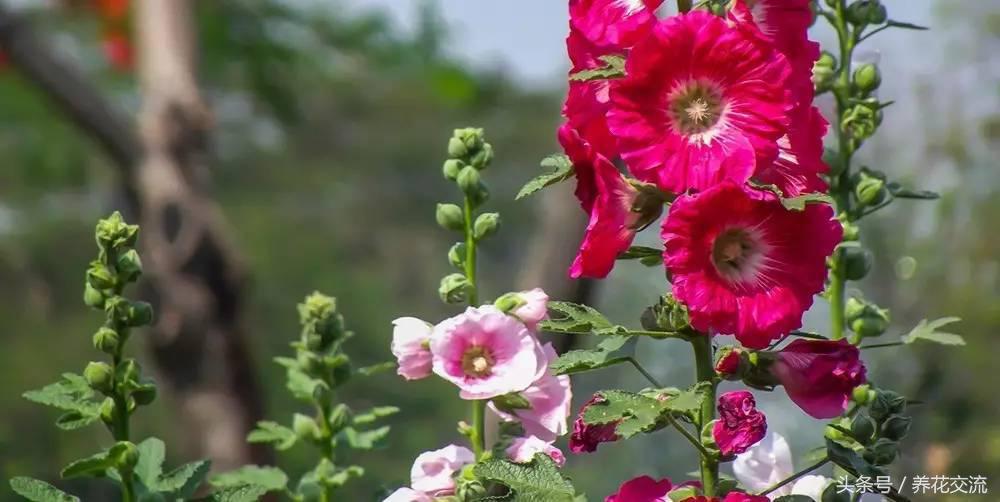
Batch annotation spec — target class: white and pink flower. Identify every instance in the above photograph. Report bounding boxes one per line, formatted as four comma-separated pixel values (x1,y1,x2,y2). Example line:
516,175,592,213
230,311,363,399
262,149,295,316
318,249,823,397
490,343,572,442
391,317,434,380
409,444,475,496
506,436,566,467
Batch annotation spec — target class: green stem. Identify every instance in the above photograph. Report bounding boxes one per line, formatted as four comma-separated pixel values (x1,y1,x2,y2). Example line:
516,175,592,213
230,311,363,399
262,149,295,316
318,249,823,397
691,335,718,496
859,341,905,350
677,0,693,13
120,471,136,502
471,399,486,460
665,413,711,460
626,357,663,388
758,457,830,496
463,195,478,306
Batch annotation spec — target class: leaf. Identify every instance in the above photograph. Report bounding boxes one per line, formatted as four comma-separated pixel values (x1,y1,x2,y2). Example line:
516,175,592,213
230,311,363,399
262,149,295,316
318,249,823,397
781,192,834,211
327,465,365,488
9,477,80,502
658,382,710,421
352,406,400,425
285,368,323,401
774,496,816,502
157,460,211,498
22,374,100,416
540,301,617,334
549,335,633,375
492,393,533,413
617,246,663,260
886,19,929,31
211,466,288,492
582,390,665,439
826,439,885,478
134,438,167,488
199,484,270,502
357,361,396,376
516,154,574,200
54,410,100,431
885,181,939,200
60,452,113,479
569,54,626,82
341,425,391,450
474,454,576,502
901,317,965,346
247,421,297,450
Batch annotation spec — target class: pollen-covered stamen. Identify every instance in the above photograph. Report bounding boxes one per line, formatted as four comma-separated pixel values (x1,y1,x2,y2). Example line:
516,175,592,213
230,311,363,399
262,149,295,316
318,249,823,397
667,80,725,136
461,346,495,377
711,227,771,283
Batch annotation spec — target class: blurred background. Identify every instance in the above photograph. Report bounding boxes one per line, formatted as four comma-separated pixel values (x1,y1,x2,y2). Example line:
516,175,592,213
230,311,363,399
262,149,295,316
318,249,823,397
0,0,996,500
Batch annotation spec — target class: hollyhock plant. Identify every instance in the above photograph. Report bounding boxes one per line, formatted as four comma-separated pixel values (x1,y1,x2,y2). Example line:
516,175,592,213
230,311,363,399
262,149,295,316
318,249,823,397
607,10,794,193
683,495,770,502
409,444,475,496
605,475,672,502
490,344,572,441
383,487,434,502
753,105,829,197
662,181,842,348
569,0,664,48
727,0,819,99
712,391,767,456
391,317,434,380
569,394,621,453
506,436,566,467
512,287,549,330
430,305,545,400
769,339,867,419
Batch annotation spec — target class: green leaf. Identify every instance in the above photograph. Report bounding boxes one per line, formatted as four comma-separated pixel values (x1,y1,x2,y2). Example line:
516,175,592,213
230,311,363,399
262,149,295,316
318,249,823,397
54,410,100,431
357,361,396,376
658,382,711,421
781,192,834,211
9,477,80,502
285,368,322,401
774,496,816,502
341,425,391,450
516,154,574,200
22,374,100,416
272,357,298,369
352,406,400,425
198,484,270,502
569,55,626,82
247,421,297,450
549,335,633,376
327,465,365,488
157,460,211,498
540,301,617,334
826,439,885,478
886,19,929,31
493,393,533,413
886,182,939,200
134,438,166,488
211,466,288,492
474,454,576,502
901,317,965,346
617,246,663,265
582,390,664,439
60,452,113,479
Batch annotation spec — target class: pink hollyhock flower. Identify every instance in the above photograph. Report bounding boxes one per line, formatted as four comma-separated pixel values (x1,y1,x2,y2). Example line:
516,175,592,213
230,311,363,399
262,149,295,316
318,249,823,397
569,394,621,453
770,339,867,418
682,494,769,502
606,475,672,502
505,436,566,467
661,181,842,348
559,125,662,279
490,344,572,442
712,391,767,456
430,306,545,400
409,444,474,496
569,0,664,48
753,105,829,197
513,287,549,330
715,347,743,378
391,317,434,380
564,32,619,157
607,11,793,194
382,487,433,502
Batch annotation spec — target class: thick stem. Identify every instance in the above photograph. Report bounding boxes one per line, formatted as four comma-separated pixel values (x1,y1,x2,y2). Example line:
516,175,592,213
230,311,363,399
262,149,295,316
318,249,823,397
691,335,718,496
471,399,487,460
463,195,478,306
120,471,136,502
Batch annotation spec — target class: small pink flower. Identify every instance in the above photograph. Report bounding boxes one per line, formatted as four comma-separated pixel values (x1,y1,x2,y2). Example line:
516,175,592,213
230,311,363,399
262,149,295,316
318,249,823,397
715,348,742,378
409,444,475,496
490,344,572,442
661,181,842,348
430,306,545,400
771,339,867,419
513,288,549,330
382,487,433,502
713,391,767,456
682,494,770,502
606,475,672,502
391,317,434,380
569,394,621,454
506,436,566,467
608,11,794,193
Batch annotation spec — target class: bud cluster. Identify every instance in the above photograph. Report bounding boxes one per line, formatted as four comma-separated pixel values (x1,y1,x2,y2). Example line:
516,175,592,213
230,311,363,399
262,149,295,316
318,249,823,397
826,387,911,473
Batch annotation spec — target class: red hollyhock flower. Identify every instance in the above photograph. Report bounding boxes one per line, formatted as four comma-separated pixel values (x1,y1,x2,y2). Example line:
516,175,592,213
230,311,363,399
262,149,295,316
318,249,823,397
661,181,841,348
569,0,664,49
607,11,793,194
771,339,867,418
712,391,767,456
753,105,829,196
605,475,672,502
569,394,621,454
564,32,620,157
102,30,134,72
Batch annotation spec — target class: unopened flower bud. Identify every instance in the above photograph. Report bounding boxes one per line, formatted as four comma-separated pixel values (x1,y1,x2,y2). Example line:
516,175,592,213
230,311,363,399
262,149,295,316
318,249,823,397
93,327,121,355
640,294,690,332
438,273,470,304
847,0,887,26
435,203,465,232
293,413,320,441
297,351,325,375
131,383,157,406
870,389,905,422
842,104,879,140
124,301,154,327
847,301,890,338
473,212,500,240
714,347,743,379
852,384,874,405
95,212,139,251
456,166,482,196
864,438,898,465
328,404,351,434
84,362,115,394
493,292,526,314
841,246,873,281
120,359,141,385
469,143,493,170
83,283,107,309
854,64,881,94
110,441,140,473
457,479,488,501
448,137,469,158
87,263,116,291
850,415,877,445
312,380,332,403
855,173,887,207
447,242,466,269
813,52,837,94
99,397,115,424
442,159,464,180
881,414,912,441
115,249,143,283
841,219,860,242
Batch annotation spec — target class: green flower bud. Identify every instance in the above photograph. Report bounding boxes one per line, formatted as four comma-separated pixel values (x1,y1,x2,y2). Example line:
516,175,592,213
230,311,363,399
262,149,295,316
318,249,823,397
293,413,320,441
95,212,139,251
455,127,485,154
83,282,107,309
842,246,873,281
864,438,898,465
854,64,881,94
87,263,116,290
469,143,494,170
99,397,116,425
110,441,140,473
442,159,464,180
813,52,837,94
331,359,352,387
457,479,488,501
84,362,115,394
435,203,465,232
870,390,905,422
881,414,912,441
467,184,490,209
852,384,873,405
493,292,526,314
850,415,877,445
847,0,887,26
447,242,466,269
439,273,471,304
847,301,890,338
841,219,860,241
120,359,141,385
328,404,351,434
640,294,691,332
816,51,836,71
447,137,469,158
842,104,879,140
312,380,332,403
456,166,482,196
473,212,500,240
93,327,121,355
297,351,325,375
115,249,143,283
131,383,157,406
124,301,154,327
855,174,887,207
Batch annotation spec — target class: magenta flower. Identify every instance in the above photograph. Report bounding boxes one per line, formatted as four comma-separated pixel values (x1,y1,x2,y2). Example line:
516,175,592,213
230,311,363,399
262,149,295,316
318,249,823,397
607,11,794,193
715,347,743,378
661,181,842,348
771,339,867,419
681,494,770,502
505,436,566,467
569,394,621,454
569,0,663,48
391,317,434,380
430,306,545,400
513,287,550,330
409,444,475,496
490,343,572,442
382,487,433,502
753,105,829,197
605,475,672,502
728,0,819,101
712,391,767,456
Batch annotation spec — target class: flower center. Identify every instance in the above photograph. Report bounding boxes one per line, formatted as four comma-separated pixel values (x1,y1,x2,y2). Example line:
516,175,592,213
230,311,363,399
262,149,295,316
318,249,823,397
711,227,767,283
668,80,725,136
461,346,494,377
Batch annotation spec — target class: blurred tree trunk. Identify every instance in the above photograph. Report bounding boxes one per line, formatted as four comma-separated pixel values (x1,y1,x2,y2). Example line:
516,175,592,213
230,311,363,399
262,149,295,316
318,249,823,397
134,0,269,470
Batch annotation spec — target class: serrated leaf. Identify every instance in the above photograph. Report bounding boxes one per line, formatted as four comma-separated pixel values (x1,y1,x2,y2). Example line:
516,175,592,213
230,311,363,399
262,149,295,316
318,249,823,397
357,361,396,376
781,192,834,211
659,382,710,421
211,466,288,492
9,477,80,502
60,452,113,479
569,55,626,82
54,410,100,431
539,301,616,334
327,466,365,488
157,460,211,498
581,390,664,439
516,154,574,200
247,421,297,450
286,368,322,401
352,406,400,425
198,484,270,502
273,357,298,369
617,246,663,260
886,19,929,30
826,439,885,478
549,335,633,375
22,374,100,416
134,438,166,488
901,317,965,346
474,455,576,502
341,425,391,450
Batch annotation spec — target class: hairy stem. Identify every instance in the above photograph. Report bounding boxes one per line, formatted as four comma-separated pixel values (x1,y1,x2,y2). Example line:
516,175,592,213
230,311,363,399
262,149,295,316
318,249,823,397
119,471,136,502
471,399,487,460
691,335,718,496
462,193,486,459
759,457,830,496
